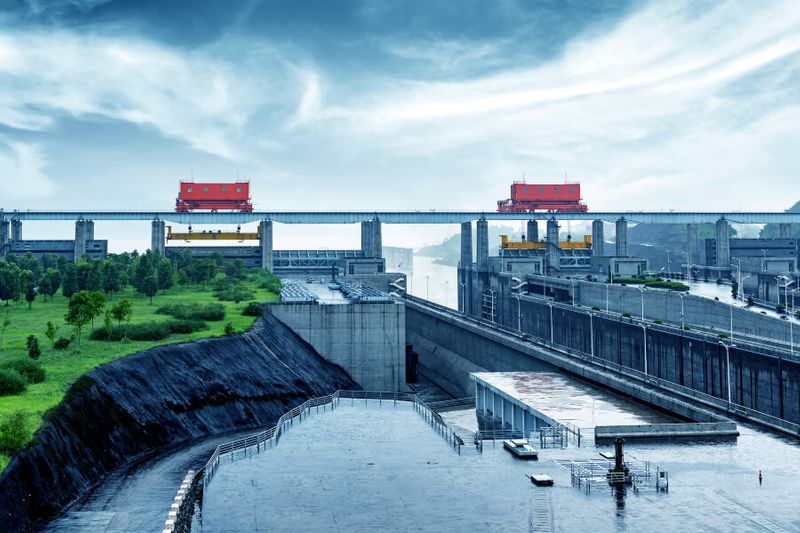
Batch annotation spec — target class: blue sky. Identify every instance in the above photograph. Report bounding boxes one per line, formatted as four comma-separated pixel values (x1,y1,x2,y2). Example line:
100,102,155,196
1,0,799,250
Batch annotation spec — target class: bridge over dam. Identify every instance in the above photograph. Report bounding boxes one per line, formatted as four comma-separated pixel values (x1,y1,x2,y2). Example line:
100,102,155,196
403,295,800,437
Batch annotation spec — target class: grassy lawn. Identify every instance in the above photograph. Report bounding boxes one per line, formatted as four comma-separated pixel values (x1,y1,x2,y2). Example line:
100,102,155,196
0,283,277,471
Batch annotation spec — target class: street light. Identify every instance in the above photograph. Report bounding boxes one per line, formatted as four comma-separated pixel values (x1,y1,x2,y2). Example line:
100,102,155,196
718,341,733,405
425,275,430,300
547,302,554,343
458,281,466,312
677,292,686,330
636,286,645,321
513,293,522,330
604,282,610,313
585,311,594,357
640,323,648,375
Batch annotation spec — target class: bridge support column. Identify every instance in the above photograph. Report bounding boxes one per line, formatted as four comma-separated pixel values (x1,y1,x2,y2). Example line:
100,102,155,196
476,219,489,272
10,219,21,241
260,220,273,272
74,220,88,262
687,223,699,275
371,218,382,259
151,220,165,256
779,223,791,238
0,220,8,259
546,218,559,271
460,222,473,267
615,218,627,257
84,220,94,241
715,217,730,270
591,220,604,256
360,218,382,258
459,222,473,314
526,220,538,243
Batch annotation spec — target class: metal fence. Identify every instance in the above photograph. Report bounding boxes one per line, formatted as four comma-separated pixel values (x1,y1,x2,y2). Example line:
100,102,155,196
165,389,467,532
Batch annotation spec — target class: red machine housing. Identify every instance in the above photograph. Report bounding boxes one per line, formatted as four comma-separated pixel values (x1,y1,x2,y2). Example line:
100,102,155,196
497,182,588,213
175,181,253,212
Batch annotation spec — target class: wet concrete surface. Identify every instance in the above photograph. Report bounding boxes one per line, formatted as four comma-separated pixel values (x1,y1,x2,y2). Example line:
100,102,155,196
202,401,800,532
40,430,255,533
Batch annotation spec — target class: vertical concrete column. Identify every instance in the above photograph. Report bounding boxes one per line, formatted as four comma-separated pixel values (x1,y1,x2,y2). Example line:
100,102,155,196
371,218,382,258
476,218,489,272
715,217,730,268
546,218,559,271
259,220,273,272
85,220,94,241
361,220,373,257
591,220,604,256
151,220,166,256
615,218,628,257
0,220,9,259
779,223,791,238
10,219,21,241
526,220,538,243
687,223,699,272
460,222,473,267
74,220,87,262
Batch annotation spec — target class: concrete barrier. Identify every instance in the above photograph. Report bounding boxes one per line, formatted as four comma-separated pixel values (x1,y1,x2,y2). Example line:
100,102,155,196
595,422,739,440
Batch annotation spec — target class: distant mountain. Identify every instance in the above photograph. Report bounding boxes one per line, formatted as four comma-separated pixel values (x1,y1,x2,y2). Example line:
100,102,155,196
417,225,524,266
760,200,800,238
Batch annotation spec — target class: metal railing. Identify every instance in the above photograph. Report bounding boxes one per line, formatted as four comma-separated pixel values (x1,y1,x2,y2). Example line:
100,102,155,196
165,389,468,532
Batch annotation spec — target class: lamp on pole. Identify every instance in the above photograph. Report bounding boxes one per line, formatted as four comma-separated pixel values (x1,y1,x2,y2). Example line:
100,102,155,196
604,282,610,313
585,311,594,357
718,341,733,405
425,275,430,300
458,281,466,313
636,286,645,321
513,293,522,330
547,302,554,344
640,323,648,375
678,292,686,330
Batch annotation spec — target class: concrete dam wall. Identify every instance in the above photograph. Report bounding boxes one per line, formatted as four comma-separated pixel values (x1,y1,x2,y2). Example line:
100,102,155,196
0,315,358,533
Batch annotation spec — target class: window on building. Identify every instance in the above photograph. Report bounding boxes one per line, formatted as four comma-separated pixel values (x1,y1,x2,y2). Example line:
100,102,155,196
203,187,209,193
523,187,528,193
237,186,242,193
538,187,543,193
507,263,513,272
554,187,560,193
221,186,227,192
187,187,193,193
570,187,574,193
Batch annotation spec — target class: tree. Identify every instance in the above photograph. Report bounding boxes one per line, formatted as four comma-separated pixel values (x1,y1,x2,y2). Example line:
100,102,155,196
0,310,10,349
191,259,217,291
87,291,107,328
88,260,103,292
731,279,739,300
102,260,121,298
44,321,60,348
0,260,22,305
42,268,61,301
157,258,174,292
75,260,91,291
132,253,153,293
109,298,133,340
143,275,158,304
65,291,95,348
225,259,245,280
26,335,41,360
23,270,36,309
19,252,42,282
62,263,78,298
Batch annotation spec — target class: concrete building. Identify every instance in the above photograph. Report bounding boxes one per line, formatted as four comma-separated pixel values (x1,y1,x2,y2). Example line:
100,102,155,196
8,239,108,262
590,256,648,279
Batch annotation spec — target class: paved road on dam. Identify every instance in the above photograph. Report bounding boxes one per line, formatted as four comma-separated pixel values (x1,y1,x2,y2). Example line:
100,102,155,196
40,430,252,533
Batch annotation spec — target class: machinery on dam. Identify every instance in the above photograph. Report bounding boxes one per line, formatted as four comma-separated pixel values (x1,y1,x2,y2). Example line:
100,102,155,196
175,181,254,212
497,181,588,213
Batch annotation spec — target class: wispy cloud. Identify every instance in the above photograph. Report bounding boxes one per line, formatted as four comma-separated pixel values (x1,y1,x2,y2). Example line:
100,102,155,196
0,139,55,199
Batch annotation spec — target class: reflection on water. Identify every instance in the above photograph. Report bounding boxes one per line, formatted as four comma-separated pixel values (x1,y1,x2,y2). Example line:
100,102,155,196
403,255,458,308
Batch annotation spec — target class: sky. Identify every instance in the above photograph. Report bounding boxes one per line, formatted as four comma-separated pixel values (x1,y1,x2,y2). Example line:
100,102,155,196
1,0,799,251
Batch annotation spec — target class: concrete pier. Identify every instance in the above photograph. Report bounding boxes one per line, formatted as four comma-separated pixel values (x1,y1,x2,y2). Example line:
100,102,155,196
73,220,88,261
715,217,730,268
546,218,559,271
526,220,538,243
259,220,273,272
591,220,604,256
472,374,555,434
615,218,627,257
779,223,791,238
460,222,472,267
10,219,21,241
476,219,489,272
371,218,382,259
151,220,165,256
0,220,8,258
687,223,700,271
360,218,383,258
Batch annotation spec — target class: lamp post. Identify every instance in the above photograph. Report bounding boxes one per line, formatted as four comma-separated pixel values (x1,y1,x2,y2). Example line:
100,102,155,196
513,293,522,330
718,341,733,405
678,292,686,330
425,275,430,300
666,249,671,275
729,303,734,344
640,323,648,375
636,286,645,321
458,281,466,313
604,282,610,313
585,311,594,357
547,302,554,343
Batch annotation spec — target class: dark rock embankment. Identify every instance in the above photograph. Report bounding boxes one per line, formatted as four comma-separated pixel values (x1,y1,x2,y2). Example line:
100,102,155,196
0,314,358,532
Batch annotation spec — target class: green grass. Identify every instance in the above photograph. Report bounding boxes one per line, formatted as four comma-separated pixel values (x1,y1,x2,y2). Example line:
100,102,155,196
0,282,277,471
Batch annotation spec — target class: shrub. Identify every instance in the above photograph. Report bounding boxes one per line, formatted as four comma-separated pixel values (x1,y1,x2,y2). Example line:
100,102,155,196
54,337,72,350
156,302,225,321
91,319,208,341
215,285,255,303
591,306,600,311
622,312,631,318
0,370,27,396
26,335,41,360
654,319,663,324
3,359,46,384
224,322,235,335
0,410,31,455
242,302,264,317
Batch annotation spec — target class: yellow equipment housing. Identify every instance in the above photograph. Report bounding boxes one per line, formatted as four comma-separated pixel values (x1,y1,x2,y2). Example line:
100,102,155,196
166,226,260,241
500,234,592,250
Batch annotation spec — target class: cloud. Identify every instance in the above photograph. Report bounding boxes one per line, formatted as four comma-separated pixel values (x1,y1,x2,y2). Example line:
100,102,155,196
0,140,55,200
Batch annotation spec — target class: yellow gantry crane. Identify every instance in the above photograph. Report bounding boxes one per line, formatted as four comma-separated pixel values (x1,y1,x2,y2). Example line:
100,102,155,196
166,226,260,242
500,234,592,250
